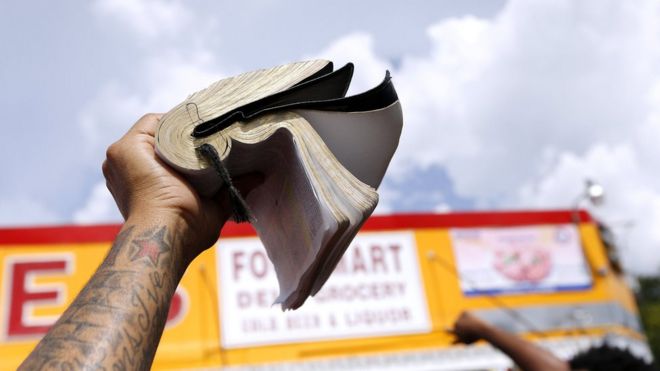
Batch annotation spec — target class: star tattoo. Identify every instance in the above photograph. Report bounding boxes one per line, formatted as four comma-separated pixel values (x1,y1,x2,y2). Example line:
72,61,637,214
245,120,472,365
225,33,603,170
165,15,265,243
130,226,170,266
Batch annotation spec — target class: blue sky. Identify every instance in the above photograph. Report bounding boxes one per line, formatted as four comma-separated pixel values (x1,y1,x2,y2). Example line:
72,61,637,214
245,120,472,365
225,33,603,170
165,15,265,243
2,0,660,274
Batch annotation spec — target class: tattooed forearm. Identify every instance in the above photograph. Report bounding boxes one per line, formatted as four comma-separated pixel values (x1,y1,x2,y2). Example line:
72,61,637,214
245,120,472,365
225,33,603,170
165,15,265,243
20,224,184,371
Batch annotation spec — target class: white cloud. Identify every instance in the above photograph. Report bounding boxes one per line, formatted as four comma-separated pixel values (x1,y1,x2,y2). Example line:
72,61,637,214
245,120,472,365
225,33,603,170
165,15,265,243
78,50,227,159
390,0,660,200
93,0,192,40
310,33,393,95
391,0,660,273
311,0,660,273
74,0,660,273
78,83,145,163
372,184,397,215
73,182,122,224
517,144,660,273
434,202,451,213
0,197,61,226
73,47,227,224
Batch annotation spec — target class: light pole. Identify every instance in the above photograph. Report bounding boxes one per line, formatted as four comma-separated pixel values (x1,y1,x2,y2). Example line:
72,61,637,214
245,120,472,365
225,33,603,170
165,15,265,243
571,178,627,275
572,178,605,223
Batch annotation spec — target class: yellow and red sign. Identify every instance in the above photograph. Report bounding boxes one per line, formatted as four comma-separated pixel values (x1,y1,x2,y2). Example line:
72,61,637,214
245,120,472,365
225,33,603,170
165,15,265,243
0,211,651,370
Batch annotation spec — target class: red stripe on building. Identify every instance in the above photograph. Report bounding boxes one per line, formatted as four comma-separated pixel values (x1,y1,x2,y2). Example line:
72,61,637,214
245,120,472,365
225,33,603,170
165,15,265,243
0,210,592,246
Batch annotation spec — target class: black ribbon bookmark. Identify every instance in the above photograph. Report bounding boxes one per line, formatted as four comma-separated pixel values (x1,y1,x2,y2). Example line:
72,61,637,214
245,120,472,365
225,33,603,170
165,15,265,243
197,143,254,223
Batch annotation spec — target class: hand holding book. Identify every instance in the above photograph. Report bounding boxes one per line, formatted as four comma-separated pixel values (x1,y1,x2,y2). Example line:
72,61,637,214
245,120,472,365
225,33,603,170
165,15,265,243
155,60,402,309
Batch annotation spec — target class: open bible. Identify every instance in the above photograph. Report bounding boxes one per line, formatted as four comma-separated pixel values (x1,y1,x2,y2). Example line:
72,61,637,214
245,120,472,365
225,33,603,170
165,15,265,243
155,60,402,309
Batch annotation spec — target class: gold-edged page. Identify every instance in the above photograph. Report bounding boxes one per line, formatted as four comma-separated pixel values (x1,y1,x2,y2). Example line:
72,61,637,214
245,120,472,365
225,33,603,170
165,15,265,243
223,111,377,309
295,101,403,190
223,119,341,309
155,59,332,192
283,115,379,298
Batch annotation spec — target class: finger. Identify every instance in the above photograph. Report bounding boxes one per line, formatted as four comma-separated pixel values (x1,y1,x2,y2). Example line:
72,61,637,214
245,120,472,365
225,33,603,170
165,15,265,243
128,113,163,137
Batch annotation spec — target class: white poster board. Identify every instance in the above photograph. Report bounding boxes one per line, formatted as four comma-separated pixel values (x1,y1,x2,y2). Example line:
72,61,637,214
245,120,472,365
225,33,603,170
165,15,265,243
450,224,592,296
216,231,431,348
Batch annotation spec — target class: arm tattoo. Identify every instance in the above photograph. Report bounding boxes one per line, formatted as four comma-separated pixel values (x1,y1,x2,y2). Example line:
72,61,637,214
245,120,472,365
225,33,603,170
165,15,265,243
20,224,182,371
129,226,170,267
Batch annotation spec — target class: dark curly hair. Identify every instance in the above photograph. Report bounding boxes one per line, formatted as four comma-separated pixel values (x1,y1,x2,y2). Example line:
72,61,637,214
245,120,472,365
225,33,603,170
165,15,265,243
569,344,656,371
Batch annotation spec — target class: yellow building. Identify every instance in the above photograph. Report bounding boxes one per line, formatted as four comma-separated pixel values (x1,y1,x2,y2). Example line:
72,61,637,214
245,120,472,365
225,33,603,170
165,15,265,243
0,210,651,370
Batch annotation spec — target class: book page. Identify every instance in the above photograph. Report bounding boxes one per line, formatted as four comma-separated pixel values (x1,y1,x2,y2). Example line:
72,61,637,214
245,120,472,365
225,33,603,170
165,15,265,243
226,129,339,307
295,101,402,189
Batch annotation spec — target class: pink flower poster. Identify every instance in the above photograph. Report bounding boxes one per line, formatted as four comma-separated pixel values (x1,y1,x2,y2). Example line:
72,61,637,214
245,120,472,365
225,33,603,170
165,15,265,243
450,224,592,295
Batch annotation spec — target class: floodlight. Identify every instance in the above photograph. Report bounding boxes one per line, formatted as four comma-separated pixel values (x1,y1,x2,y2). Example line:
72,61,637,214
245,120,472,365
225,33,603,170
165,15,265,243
585,179,605,206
